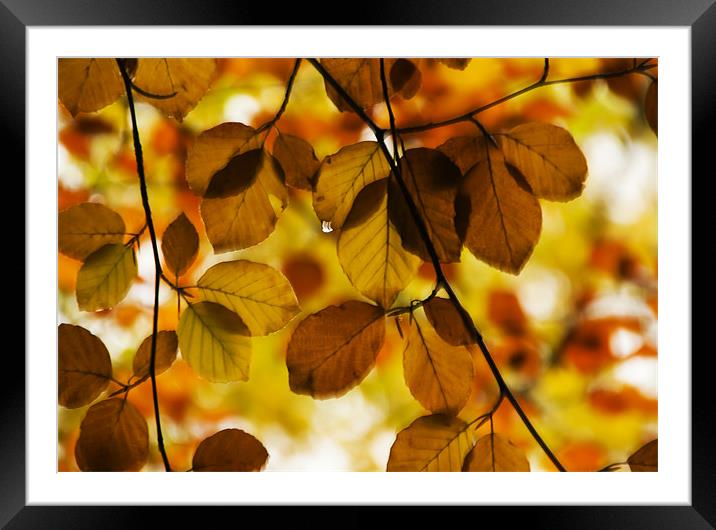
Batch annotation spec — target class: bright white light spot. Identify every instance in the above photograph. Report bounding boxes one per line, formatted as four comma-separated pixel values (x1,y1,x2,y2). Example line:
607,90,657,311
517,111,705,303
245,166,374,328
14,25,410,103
518,268,569,321
610,328,644,359
613,357,657,398
58,145,85,188
321,220,333,233
223,94,261,124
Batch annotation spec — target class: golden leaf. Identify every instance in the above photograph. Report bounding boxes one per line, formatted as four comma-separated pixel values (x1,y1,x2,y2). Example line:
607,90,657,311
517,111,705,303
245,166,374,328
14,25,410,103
192,428,269,471
161,213,199,276
437,135,487,175
58,324,112,409
273,132,320,191
286,301,385,398
76,244,137,311
463,433,531,472
58,58,124,116
132,330,178,380
58,203,126,261
422,297,474,346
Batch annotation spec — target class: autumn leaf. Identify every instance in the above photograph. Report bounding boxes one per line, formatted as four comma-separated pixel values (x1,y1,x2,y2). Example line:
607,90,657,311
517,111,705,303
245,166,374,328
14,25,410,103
627,439,657,471
185,122,263,197
438,58,472,70
463,433,531,471
58,203,126,261
645,81,658,135
496,122,588,201
178,301,252,383
192,429,269,471
76,243,137,311
201,151,288,253
389,148,463,263
273,132,320,191
437,135,487,175
313,141,391,229
75,398,148,471
58,323,112,408
286,301,385,398
161,213,199,277
133,58,217,121
320,58,421,111
132,330,178,380
337,179,420,308
203,149,263,199
422,297,474,346
387,414,475,471
402,316,474,414
460,144,542,274
196,259,300,336
58,58,125,116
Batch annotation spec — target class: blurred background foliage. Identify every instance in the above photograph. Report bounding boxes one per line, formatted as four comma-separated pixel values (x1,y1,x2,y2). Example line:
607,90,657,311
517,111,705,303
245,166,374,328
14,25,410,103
58,58,657,471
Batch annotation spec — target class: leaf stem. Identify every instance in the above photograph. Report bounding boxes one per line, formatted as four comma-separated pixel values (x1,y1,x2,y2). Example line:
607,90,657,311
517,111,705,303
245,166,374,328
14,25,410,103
117,58,172,472
257,58,302,134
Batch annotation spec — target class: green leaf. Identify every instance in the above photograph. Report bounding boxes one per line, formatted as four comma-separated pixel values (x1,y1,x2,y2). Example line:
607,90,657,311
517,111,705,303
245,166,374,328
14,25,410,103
76,244,137,311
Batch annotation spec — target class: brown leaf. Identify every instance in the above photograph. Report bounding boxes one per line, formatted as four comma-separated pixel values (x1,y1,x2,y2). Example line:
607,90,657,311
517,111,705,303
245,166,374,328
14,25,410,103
192,428,268,472
132,330,178,380
58,323,112,408
460,144,542,274
58,59,124,116
58,203,126,261
161,213,199,276
389,148,463,263
273,132,320,190
387,414,474,471
204,149,263,199
463,433,531,471
133,58,217,121
402,317,474,414
423,297,474,346
438,58,472,70
437,135,487,175
75,398,148,471
627,439,657,471
645,81,658,136
496,122,588,201
286,301,385,398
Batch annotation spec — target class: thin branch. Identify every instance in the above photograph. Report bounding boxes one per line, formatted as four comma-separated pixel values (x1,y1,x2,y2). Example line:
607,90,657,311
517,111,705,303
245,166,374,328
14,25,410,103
310,57,566,471
256,58,302,134
117,58,172,472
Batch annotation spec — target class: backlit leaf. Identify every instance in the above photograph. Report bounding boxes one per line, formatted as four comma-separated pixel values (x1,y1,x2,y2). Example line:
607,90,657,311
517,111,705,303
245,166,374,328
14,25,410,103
58,323,112,408
645,82,658,135
461,144,542,274
133,58,217,121
402,316,474,414
76,244,137,311
196,260,300,336
496,122,588,201
286,301,385,398
192,428,268,471
178,302,251,383
58,58,124,116
437,135,487,174
463,433,531,471
185,122,263,196
201,151,288,253
204,149,263,199
75,398,148,471
313,141,391,229
438,58,471,70
389,148,463,263
337,179,420,308
58,203,126,261
628,439,657,471
132,330,178,380
423,297,474,346
161,213,199,276
273,132,320,191
387,414,474,471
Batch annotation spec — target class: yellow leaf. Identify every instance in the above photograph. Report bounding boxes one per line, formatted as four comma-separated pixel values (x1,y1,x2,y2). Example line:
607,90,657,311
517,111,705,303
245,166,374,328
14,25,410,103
628,439,657,471
337,179,419,308
161,213,199,276
463,433,531,472
402,316,474,414
75,398,148,471
286,301,385,398
58,324,112,408
313,141,391,229
133,58,217,121
58,58,124,116
423,297,474,346
645,82,658,136
58,203,126,261
389,148,463,263
496,122,588,201
273,132,320,191
132,330,178,380
460,144,542,274
76,244,137,311
185,122,263,196
192,428,268,471
177,301,251,382
196,260,300,336
387,414,475,471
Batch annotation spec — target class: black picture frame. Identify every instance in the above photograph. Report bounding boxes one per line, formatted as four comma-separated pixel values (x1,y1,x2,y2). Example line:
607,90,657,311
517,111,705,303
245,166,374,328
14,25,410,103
5,1,711,527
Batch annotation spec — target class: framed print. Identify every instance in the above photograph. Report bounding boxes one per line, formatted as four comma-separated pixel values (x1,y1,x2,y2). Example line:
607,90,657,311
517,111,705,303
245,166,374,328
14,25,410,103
5,0,712,527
